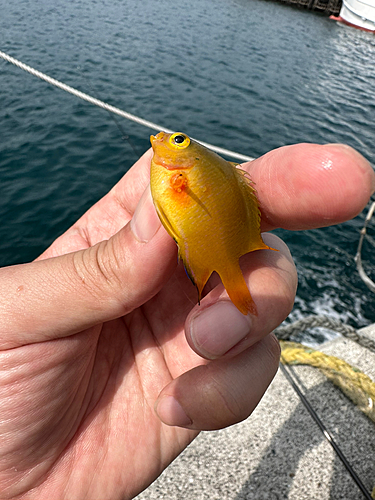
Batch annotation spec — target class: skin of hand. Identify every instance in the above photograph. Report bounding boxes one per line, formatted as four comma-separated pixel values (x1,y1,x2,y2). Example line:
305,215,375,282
0,143,373,500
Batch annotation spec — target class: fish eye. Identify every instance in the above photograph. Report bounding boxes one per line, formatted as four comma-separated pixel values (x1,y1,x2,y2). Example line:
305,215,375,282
174,135,185,144
170,133,190,149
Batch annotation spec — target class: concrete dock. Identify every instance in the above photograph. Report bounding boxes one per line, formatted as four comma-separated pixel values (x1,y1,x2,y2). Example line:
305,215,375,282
136,324,375,500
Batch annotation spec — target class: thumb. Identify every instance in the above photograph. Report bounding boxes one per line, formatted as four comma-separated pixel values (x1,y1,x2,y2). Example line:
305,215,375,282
0,187,176,349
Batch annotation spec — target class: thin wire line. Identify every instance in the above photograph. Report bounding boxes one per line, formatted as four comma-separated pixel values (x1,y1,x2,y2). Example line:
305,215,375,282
0,50,254,162
280,361,372,500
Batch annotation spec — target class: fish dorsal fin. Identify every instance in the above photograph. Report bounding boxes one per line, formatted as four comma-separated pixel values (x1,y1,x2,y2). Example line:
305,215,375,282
229,161,239,168
234,166,276,253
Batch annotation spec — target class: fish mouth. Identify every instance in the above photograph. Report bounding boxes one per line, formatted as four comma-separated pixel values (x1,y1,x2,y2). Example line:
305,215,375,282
150,131,165,149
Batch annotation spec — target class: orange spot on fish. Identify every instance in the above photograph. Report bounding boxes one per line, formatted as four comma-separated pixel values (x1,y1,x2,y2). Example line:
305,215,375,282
170,172,188,193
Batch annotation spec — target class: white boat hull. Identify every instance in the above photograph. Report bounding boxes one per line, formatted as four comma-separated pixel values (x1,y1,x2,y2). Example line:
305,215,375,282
331,0,375,31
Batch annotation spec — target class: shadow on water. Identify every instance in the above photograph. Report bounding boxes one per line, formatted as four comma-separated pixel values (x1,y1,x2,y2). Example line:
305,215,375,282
235,380,375,500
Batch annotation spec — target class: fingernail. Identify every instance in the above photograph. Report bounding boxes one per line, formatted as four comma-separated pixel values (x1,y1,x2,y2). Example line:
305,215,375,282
130,186,161,243
189,301,252,359
155,395,192,427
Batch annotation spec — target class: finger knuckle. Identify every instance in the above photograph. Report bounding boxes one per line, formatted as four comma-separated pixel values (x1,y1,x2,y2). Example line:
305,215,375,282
72,241,122,299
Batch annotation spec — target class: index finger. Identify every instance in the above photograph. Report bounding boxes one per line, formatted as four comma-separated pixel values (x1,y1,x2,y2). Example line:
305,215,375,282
247,143,375,232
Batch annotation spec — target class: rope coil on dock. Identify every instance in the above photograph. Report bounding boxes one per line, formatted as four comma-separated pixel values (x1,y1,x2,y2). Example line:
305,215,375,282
275,314,375,353
278,313,375,499
281,340,375,423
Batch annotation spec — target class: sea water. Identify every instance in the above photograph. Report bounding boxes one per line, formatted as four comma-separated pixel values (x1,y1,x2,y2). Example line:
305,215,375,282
1,0,374,339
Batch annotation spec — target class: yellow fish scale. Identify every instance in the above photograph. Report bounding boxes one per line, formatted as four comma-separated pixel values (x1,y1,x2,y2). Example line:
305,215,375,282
150,132,274,315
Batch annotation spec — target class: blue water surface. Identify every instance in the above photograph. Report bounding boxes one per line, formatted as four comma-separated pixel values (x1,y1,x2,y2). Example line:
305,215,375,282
1,0,374,338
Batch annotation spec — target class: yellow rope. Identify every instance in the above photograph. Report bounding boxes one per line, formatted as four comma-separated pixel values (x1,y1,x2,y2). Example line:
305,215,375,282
280,341,375,424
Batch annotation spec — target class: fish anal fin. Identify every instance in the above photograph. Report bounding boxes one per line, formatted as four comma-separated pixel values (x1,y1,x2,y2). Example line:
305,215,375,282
179,250,212,305
220,264,257,316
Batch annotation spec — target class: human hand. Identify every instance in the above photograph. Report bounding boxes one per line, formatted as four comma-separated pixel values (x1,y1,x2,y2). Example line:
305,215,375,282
0,143,373,499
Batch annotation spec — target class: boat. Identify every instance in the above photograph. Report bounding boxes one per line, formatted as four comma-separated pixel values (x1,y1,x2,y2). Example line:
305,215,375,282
330,0,375,32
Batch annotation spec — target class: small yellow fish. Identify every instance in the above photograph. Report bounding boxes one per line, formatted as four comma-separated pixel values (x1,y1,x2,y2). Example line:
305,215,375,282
150,131,274,315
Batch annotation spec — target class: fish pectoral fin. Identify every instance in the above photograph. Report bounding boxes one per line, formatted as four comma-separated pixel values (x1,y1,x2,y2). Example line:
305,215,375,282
219,263,257,316
154,200,180,241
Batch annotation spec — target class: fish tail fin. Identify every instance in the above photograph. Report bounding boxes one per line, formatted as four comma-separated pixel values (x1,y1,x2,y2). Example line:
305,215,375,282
220,264,257,316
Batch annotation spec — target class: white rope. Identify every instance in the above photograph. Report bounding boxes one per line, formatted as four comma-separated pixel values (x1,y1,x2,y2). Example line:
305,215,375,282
0,50,254,162
355,201,375,294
